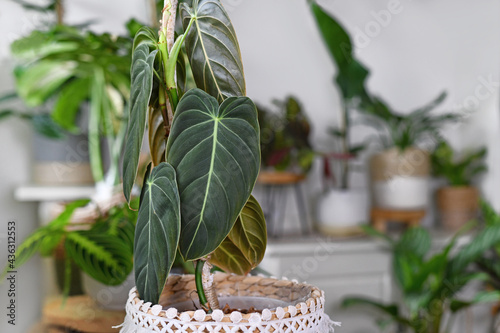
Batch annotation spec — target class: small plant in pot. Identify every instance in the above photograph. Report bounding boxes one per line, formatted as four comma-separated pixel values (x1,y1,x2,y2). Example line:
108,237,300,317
431,140,487,230
362,92,459,211
309,1,371,235
119,0,337,332
257,96,315,183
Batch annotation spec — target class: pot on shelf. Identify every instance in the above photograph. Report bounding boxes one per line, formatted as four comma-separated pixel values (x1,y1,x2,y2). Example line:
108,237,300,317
316,188,369,236
119,273,338,333
370,147,430,210
437,186,479,230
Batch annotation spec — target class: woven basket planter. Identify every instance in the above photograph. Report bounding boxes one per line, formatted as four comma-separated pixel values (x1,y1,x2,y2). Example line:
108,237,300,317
119,273,339,332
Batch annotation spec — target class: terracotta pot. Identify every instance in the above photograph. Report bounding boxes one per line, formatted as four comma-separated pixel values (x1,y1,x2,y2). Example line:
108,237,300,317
370,147,430,210
437,186,479,230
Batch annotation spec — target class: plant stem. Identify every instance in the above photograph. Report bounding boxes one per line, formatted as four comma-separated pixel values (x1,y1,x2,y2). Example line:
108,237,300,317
340,100,349,189
195,260,210,312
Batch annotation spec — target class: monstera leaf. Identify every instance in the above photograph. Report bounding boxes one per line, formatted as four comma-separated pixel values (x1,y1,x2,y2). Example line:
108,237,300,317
134,163,181,303
166,89,260,260
122,42,158,202
179,0,245,102
210,196,267,275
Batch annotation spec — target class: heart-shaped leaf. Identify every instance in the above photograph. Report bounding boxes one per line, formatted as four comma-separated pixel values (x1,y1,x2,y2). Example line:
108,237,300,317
180,0,245,102
122,43,158,202
210,195,267,275
134,162,180,304
166,89,260,260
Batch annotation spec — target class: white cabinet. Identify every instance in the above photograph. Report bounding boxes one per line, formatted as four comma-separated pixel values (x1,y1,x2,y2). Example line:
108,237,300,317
260,233,489,333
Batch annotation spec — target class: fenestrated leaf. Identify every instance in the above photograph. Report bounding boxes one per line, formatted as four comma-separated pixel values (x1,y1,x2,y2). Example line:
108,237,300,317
180,0,245,102
210,195,267,275
134,162,180,304
122,44,158,202
148,106,166,166
166,89,260,260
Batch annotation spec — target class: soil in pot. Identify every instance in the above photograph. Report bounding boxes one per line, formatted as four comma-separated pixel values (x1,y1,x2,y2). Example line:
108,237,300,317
437,186,479,230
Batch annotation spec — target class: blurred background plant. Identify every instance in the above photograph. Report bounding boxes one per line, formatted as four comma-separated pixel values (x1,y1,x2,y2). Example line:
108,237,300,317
258,96,315,175
432,141,488,187
343,225,500,333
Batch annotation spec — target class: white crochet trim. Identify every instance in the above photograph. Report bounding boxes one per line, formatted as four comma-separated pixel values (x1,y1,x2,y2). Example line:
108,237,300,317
119,287,341,333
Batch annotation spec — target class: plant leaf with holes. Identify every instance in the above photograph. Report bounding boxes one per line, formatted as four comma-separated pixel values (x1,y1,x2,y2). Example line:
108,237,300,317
134,162,180,303
210,195,267,275
166,89,260,260
179,0,245,102
122,42,158,202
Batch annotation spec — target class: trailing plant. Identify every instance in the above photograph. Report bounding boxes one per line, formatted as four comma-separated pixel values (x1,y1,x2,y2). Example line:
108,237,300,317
431,141,487,187
258,96,315,174
3,199,138,295
343,225,500,333
122,0,267,310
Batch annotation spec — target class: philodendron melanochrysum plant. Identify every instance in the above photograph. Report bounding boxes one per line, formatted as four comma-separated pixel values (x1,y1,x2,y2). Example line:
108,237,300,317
122,0,267,311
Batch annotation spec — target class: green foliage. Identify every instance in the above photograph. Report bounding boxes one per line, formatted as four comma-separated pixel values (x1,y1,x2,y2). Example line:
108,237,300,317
8,24,133,181
122,0,266,305
210,196,267,275
431,141,487,186
166,89,260,260
344,225,500,332
258,96,315,174
134,163,180,303
4,199,138,291
360,92,459,151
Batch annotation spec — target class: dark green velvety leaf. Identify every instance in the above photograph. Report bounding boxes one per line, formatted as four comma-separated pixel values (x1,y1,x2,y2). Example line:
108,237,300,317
166,89,260,260
32,114,65,139
134,162,180,303
210,195,267,275
180,0,245,102
122,44,158,202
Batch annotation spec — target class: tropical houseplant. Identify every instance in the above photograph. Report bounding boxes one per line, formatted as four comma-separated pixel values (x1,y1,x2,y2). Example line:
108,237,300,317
432,141,487,230
119,0,335,331
309,1,372,234
343,225,500,333
257,96,315,178
364,92,459,211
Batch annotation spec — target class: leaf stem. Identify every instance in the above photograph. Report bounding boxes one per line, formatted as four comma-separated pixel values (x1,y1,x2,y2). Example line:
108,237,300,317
195,260,210,312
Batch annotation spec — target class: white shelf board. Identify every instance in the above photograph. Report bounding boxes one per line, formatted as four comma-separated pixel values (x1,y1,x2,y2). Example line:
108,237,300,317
14,184,95,202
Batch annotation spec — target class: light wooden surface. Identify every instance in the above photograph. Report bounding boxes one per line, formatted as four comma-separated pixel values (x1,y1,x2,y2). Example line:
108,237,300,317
42,296,125,333
257,171,306,185
371,208,426,232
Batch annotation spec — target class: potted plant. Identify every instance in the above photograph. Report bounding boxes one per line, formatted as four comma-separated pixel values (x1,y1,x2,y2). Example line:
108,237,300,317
257,96,315,183
119,0,337,331
431,141,487,230
309,1,371,234
343,224,500,333
362,92,458,211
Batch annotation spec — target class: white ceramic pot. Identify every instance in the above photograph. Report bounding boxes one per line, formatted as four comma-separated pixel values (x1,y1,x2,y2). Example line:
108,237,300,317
119,273,339,333
83,272,135,310
370,148,430,210
316,189,369,235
